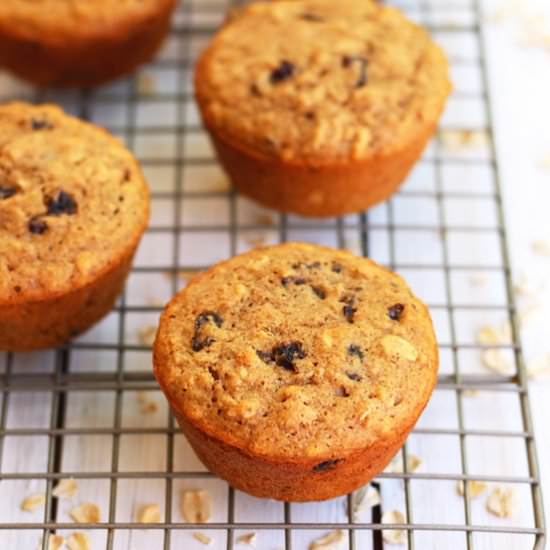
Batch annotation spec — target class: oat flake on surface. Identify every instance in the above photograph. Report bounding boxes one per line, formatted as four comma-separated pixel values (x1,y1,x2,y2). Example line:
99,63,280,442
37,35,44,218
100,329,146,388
349,484,380,519
66,532,90,550
236,532,257,545
513,272,546,298
440,129,489,150
456,480,487,499
137,325,157,347
481,349,514,375
381,510,406,544
476,322,511,345
52,478,78,499
245,234,268,248
486,487,515,518
40,534,64,550
69,503,100,524
137,73,157,96
137,503,161,523
136,391,159,414
193,532,213,545
384,453,422,474
181,489,212,523
21,493,45,512
308,529,345,550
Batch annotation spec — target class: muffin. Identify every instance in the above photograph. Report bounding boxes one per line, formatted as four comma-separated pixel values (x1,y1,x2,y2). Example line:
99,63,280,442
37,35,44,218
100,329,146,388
0,0,176,88
0,102,149,351
195,0,451,218
154,243,438,501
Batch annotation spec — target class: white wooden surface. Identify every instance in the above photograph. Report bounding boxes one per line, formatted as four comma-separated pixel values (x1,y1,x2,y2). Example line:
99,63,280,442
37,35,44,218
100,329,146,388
482,0,550,542
0,0,548,549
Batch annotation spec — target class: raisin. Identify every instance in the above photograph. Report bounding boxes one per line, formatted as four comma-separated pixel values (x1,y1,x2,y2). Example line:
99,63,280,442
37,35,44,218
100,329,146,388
311,286,326,299
272,342,305,371
346,372,362,382
47,191,77,216
388,303,405,321
356,63,368,87
340,295,357,323
313,459,341,472
270,60,295,84
257,342,306,372
192,335,214,352
281,276,306,287
195,311,223,330
0,186,17,200
191,311,223,352
300,12,324,22
342,55,369,88
304,111,315,120
257,351,272,364
347,344,364,360
250,83,261,97
208,366,220,381
343,305,356,322
291,261,320,270
31,118,53,130
28,218,48,234
331,262,343,273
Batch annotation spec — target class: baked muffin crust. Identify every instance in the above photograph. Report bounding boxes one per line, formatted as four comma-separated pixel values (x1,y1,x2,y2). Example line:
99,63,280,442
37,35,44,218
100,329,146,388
155,244,438,462
0,103,149,351
0,0,176,87
0,0,174,37
196,0,451,162
0,102,149,307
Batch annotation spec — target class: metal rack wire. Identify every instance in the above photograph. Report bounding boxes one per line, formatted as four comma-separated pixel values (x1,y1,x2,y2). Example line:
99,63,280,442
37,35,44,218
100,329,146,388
0,0,546,549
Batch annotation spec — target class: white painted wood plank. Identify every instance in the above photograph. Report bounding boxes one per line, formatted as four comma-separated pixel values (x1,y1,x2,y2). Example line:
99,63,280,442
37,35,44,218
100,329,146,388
0,391,52,550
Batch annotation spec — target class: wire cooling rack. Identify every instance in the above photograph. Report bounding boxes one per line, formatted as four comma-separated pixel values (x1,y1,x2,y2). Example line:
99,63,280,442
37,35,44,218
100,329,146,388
0,0,546,549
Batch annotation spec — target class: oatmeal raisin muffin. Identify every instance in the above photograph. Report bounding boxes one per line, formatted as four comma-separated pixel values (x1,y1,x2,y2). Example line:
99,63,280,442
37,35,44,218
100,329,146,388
154,243,438,501
0,0,176,87
0,102,149,351
195,0,451,218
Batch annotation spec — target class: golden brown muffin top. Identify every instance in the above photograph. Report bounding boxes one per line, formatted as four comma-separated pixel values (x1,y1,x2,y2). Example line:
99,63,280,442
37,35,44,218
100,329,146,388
0,102,149,304
154,243,438,461
195,0,451,163
0,0,175,39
